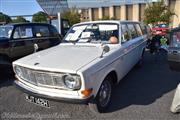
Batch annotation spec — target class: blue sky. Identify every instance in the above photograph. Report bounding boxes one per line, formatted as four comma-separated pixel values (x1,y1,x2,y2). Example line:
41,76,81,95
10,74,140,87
0,0,42,16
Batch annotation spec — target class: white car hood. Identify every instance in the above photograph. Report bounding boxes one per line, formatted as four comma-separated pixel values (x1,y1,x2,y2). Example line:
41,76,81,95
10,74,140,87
13,44,102,73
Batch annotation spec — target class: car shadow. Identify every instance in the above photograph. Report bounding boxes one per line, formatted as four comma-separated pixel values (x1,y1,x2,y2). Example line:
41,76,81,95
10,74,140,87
108,51,180,112
0,67,15,88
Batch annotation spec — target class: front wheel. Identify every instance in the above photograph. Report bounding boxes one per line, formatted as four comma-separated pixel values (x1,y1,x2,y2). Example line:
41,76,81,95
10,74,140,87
89,77,112,113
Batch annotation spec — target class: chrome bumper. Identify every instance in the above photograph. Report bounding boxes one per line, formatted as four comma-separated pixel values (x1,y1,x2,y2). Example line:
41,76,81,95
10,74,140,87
14,80,93,104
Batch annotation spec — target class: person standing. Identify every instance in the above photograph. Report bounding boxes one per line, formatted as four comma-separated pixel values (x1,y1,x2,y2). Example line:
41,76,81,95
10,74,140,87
150,35,161,54
160,36,168,51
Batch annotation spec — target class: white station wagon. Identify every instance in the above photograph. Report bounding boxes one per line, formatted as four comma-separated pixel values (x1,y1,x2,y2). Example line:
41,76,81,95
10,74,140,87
13,20,148,113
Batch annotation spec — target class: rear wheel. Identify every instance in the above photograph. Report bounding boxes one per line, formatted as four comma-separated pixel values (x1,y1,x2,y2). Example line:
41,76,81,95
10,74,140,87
89,77,112,113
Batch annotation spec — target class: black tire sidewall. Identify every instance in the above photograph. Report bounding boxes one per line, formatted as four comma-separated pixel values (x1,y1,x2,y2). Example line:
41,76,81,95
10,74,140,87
90,77,112,113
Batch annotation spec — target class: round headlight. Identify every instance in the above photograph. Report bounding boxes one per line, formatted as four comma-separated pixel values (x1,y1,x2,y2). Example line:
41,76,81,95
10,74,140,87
14,66,23,78
63,74,81,90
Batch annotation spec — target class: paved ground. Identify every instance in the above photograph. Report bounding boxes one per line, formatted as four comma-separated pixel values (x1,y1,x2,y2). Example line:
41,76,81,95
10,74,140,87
0,52,180,120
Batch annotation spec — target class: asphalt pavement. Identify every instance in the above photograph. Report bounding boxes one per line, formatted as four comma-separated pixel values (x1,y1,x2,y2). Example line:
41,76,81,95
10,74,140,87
0,51,180,120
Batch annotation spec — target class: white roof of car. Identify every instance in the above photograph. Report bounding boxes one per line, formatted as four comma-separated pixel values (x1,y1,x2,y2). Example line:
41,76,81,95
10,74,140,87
74,20,142,26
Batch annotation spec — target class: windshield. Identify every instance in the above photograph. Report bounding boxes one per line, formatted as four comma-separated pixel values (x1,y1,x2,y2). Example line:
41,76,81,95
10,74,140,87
154,24,168,28
63,23,119,44
0,26,13,38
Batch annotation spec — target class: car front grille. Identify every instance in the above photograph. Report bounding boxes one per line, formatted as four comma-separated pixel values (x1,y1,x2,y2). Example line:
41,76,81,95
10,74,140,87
20,67,65,88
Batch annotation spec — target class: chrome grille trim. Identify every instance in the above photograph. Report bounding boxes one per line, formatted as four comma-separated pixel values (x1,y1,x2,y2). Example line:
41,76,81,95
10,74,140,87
19,67,65,89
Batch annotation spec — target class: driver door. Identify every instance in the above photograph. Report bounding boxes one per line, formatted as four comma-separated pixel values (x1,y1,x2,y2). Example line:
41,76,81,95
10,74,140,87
9,25,34,59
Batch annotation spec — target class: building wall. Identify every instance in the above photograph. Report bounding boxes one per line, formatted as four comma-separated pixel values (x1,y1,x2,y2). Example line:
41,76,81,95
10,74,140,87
92,8,99,21
169,0,180,27
139,4,146,21
103,7,109,17
81,0,180,27
126,5,133,20
80,9,89,22
37,0,179,27
84,4,145,21
114,6,121,20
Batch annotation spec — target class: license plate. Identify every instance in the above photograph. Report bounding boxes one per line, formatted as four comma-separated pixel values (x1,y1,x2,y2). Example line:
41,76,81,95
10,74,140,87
25,95,50,108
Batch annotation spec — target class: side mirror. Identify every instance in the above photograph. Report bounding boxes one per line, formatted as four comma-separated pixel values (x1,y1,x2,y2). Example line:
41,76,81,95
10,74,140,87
100,44,110,58
34,44,39,53
103,45,110,53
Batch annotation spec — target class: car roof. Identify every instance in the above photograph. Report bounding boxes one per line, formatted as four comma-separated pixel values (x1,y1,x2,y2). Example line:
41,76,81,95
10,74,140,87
74,20,142,26
2,22,51,27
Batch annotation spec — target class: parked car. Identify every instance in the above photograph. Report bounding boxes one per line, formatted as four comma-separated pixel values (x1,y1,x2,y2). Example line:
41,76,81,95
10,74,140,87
142,24,153,49
0,23,62,67
167,26,180,113
168,26,180,71
151,23,169,36
13,20,148,113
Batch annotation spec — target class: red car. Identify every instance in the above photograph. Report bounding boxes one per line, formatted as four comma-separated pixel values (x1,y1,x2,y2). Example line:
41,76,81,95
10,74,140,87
151,24,169,35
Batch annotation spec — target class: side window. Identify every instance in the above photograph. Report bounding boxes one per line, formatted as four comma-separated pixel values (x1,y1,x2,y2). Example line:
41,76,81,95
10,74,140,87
62,20,70,29
134,24,143,36
140,23,147,35
146,25,152,35
171,31,180,47
121,24,131,43
127,24,138,39
13,26,33,39
49,26,60,37
34,26,50,37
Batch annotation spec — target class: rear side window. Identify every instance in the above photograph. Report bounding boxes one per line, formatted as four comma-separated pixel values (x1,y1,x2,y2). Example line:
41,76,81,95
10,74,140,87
146,25,151,34
171,31,180,47
34,25,50,37
127,24,138,39
62,20,70,29
140,23,147,34
121,24,131,43
134,24,143,36
13,26,33,39
49,26,60,38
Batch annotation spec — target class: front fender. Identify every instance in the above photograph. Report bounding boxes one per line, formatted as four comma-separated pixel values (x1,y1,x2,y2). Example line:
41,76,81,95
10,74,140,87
84,65,117,98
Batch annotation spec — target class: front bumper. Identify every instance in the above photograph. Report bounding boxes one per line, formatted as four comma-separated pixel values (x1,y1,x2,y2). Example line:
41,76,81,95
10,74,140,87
14,80,94,104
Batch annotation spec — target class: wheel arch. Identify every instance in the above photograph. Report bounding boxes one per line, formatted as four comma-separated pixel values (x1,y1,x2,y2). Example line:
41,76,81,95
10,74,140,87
104,70,118,85
93,70,118,98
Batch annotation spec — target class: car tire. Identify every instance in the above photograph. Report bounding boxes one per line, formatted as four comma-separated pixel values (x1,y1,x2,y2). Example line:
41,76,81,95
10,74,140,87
89,76,112,113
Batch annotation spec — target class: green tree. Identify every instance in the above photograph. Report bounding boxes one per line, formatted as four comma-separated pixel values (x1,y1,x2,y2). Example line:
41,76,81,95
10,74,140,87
101,16,110,20
110,17,117,20
61,8,81,26
0,12,12,23
143,0,175,25
32,11,48,23
12,16,28,23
